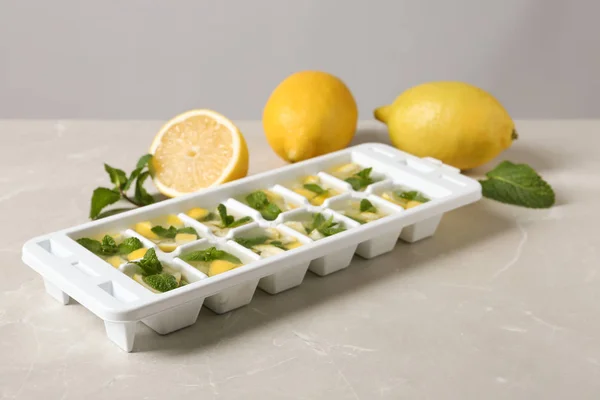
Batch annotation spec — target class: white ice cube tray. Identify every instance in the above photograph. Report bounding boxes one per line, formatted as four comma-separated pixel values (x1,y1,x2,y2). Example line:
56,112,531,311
22,143,481,352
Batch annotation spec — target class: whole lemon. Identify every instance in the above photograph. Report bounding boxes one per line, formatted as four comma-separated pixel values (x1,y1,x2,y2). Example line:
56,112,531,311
263,71,358,162
374,82,516,170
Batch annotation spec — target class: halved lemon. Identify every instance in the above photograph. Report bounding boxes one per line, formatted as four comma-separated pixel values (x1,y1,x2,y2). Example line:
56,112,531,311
150,109,249,197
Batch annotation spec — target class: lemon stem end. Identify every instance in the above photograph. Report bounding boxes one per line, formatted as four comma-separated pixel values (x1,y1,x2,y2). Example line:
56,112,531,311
374,105,391,124
511,129,519,140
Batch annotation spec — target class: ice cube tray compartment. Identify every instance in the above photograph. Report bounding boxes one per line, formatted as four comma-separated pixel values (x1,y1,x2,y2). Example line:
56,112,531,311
22,143,482,352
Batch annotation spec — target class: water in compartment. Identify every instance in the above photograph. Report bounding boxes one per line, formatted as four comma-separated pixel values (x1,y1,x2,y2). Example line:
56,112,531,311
326,162,384,191
238,188,299,221
330,197,388,224
178,242,247,277
120,251,200,294
133,214,201,253
233,226,304,258
284,174,342,206
377,185,432,209
283,210,349,241
72,230,151,269
185,203,253,237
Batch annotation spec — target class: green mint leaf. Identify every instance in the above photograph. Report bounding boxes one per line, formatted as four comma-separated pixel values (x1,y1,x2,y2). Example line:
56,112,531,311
260,203,282,221
310,213,328,231
310,213,345,236
76,238,102,254
143,273,178,292
136,154,153,169
200,211,216,222
217,203,235,227
246,191,269,210
269,240,287,250
479,161,555,208
357,168,372,180
123,167,142,192
319,225,346,236
100,235,118,255
96,207,137,219
176,227,198,237
359,199,377,213
235,236,268,248
151,225,178,239
303,183,327,195
135,248,163,276
90,187,121,220
104,164,128,190
180,247,242,264
345,168,375,191
395,190,430,203
118,237,143,255
134,171,155,206
228,216,253,228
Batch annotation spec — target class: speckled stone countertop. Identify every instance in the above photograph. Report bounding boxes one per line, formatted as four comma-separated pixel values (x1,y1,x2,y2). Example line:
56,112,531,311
1,120,599,399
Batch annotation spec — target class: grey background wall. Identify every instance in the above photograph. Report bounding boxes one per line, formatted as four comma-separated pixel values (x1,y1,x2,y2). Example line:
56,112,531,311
1,0,598,120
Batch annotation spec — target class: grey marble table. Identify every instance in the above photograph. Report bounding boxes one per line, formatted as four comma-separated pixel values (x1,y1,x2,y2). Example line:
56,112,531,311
1,120,599,400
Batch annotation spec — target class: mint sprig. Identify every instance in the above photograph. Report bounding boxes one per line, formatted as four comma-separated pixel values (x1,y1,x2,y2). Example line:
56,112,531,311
480,161,555,208
310,213,346,237
151,225,198,239
217,204,253,228
180,247,242,264
303,183,328,195
245,191,282,221
345,168,375,191
143,273,178,292
134,248,163,276
235,236,269,248
90,154,156,220
359,199,377,213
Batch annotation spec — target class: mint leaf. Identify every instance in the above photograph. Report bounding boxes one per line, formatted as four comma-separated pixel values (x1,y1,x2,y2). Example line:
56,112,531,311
246,191,269,209
176,227,198,237
260,203,281,221
90,187,121,219
303,183,327,195
134,171,155,206
229,216,253,228
143,273,178,292
345,168,375,191
235,236,268,248
480,161,555,208
245,191,282,220
395,190,430,203
104,164,128,189
118,237,143,255
311,213,345,236
135,248,162,276
76,238,102,254
100,235,118,255
180,247,242,264
357,167,372,180
269,240,287,250
218,203,235,227
151,225,178,239
96,207,137,219
359,199,377,213
136,154,153,169
123,167,142,192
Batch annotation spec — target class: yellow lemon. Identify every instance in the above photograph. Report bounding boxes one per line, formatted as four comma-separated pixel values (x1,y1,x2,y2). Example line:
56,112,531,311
374,82,516,170
263,71,358,162
150,109,249,197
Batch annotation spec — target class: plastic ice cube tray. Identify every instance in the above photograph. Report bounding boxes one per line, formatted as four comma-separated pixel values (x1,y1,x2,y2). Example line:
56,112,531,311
22,143,481,352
